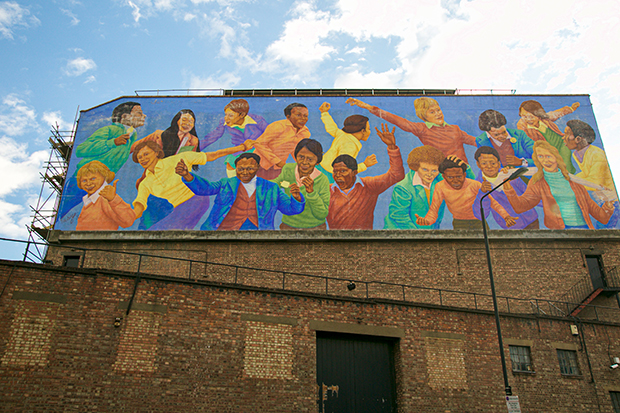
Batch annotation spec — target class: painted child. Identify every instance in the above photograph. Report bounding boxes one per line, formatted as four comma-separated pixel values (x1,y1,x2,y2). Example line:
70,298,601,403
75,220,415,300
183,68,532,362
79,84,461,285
75,161,135,231
415,156,516,230
318,102,377,181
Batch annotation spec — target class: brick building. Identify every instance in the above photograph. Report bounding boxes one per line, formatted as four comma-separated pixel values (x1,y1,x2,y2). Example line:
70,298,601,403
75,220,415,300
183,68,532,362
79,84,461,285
1,229,619,412
2,91,620,412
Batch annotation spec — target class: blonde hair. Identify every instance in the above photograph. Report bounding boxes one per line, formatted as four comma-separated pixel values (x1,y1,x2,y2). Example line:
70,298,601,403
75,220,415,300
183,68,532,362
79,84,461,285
530,140,570,184
76,161,115,190
414,97,439,121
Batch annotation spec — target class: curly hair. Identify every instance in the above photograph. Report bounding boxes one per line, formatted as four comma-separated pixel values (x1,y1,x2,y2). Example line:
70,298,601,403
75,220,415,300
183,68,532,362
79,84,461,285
439,155,468,174
407,146,445,171
478,109,507,132
76,161,115,190
111,102,140,124
566,119,596,144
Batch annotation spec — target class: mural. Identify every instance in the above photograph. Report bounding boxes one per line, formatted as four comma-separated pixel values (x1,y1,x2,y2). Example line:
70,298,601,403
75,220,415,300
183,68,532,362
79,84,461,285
55,94,619,232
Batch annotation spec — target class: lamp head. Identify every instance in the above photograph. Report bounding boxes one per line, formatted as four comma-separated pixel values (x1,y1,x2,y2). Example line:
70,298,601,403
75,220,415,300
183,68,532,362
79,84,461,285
508,166,529,181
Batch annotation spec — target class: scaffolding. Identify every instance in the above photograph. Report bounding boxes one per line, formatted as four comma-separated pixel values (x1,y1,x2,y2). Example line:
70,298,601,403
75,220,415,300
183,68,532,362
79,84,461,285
23,122,75,263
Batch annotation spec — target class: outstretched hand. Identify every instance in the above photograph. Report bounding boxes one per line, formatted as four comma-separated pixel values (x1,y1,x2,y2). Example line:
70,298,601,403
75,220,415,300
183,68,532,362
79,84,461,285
415,213,429,226
345,98,372,110
175,160,193,182
319,102,330,113
374,123,397,149
242,139,255,151
603,201,615,214
504,215,519,228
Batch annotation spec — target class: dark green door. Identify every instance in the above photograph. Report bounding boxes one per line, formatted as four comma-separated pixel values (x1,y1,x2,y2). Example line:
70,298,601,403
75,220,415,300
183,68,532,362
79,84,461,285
317,332,397,413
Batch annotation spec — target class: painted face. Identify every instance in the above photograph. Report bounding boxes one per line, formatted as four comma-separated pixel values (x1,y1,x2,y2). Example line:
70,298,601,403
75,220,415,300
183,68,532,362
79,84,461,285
520,109,540,127
442,167,466,190
287,107,309,130
332,162,357,191
425,104,444,125
536,147,558,172
488,125,509,142
563,126,578,150
417,162,439,187
224,109,245,127
80,172,106,196
360,122,371,141
236,157,259,183
295,146,318,177
177,113,195,133
476,153,501,178
137,146,159,171
123,105,146,128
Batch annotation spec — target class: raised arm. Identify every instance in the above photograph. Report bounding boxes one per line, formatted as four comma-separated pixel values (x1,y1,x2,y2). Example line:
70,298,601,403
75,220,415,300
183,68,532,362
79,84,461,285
363,124,405,193
205,140,254,162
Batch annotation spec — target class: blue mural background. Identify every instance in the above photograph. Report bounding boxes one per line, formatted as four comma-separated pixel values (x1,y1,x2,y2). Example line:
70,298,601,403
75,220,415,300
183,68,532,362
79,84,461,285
54,94,616,231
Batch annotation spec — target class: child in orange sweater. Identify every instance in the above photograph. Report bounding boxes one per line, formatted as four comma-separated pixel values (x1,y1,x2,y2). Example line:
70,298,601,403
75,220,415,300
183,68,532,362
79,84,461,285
75,161,135,230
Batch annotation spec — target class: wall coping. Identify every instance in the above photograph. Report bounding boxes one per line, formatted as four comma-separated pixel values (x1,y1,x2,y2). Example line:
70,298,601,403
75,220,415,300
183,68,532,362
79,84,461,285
49,229,620,243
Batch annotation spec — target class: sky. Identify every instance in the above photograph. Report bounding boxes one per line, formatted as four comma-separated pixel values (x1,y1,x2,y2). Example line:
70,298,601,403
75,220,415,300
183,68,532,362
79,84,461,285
1,0,620,259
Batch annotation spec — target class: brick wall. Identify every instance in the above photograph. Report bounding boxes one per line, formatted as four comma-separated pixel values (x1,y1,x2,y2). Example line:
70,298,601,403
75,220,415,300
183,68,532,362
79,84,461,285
1,261,620,412
45,231,620,304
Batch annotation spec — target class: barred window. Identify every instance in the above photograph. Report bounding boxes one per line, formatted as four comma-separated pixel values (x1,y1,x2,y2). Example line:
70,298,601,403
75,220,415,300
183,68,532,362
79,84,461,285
611,391,620,413
557,349,580,375
509,345,533,372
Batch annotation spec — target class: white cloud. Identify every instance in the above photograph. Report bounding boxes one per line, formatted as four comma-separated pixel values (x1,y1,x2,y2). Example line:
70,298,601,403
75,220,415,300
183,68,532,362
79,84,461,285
42,111,73,132
0,94,63,238
204,11,238,58
0,1,40,39
258,1,336,78
122,0,188,22
84,75,96,84
0,94,39,136
334,67,404,89
127,0,142,22
0,199,30,238
0,137,49,237
64,57,97,77
61,8,80,26
345,46,365,55
187,72,241,90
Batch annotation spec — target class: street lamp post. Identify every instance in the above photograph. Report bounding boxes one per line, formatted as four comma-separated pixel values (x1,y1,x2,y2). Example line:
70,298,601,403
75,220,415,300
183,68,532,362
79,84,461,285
479,167,528,397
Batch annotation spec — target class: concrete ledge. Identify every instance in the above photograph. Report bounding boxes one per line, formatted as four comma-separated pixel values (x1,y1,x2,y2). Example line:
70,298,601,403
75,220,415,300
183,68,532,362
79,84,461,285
421,331,466,340
309,320,405,338
504,338,534,347
12,291,67,304
240,313,298,326
551,342,579,351
50,229,620,243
